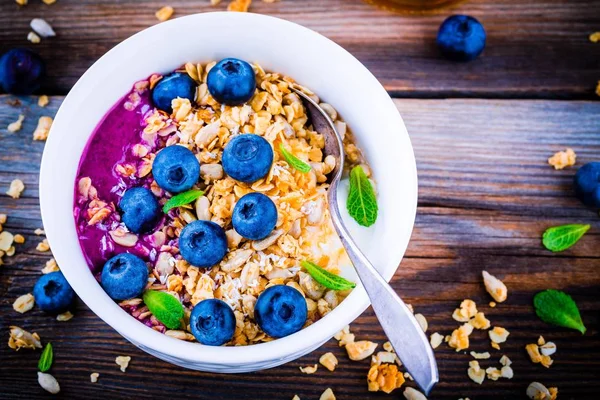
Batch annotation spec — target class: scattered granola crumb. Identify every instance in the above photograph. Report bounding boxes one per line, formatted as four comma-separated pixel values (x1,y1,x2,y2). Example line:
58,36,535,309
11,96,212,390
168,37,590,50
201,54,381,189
57,311,74,322
527,382,555,400
0,231,14,251
38,95,49,107
486,366,503,381
526,342,553,368
90,372,99,383
35,228,45,235
38,372,60,394
548,148,576,170
549,387,558,400
590,32,600,42
6,179,25,199
448,323,473,352
382,341,393,352
33,116,53,141
319,352,338,372
482,271,507,303
320,388,336,400
115,355,131,372
403,372,413,381
8,325,42,350
540,342,556,356
371,351,399,366
430,332,444,349
299,364,318,374
367,363,405,393
452,299,477,322
489,301,496,308
13,293,35,314
228,0,251,12
0,214,6,224
491,342,500,350
470,351,491,359
500,355,512,366
13,234,25,244
346,340,378,361
16,0,27,5
7,114,25,132
414,313,428,332
42,258,60,274
467,360,485,384
31,18,56,37
292,396,300,400
469,312,491,330
403,386,427,400
489,326,510,344
36,238,50,252
596,81,600,97
42,0,57,4
538,336,545,346
155,6,174,21
210,0,222,4
27,31,41,44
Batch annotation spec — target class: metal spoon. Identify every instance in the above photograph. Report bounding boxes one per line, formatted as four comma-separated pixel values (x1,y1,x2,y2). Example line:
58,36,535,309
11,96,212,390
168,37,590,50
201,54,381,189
292,88,439,395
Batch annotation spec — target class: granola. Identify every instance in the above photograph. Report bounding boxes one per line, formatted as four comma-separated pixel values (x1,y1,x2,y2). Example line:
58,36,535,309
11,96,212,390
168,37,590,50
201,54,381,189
7,114,25,132
6,179,25,199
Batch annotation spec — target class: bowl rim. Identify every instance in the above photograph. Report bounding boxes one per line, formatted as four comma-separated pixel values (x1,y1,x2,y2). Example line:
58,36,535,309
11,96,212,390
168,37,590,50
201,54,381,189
39,11,418,366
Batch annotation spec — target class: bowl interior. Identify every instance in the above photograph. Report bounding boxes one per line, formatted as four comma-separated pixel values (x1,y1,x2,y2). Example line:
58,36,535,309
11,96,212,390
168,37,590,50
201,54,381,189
39,12,417,367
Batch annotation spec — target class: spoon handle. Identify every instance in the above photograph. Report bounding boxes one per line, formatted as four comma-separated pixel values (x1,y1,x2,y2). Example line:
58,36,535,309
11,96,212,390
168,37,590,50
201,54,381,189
328,191,438,395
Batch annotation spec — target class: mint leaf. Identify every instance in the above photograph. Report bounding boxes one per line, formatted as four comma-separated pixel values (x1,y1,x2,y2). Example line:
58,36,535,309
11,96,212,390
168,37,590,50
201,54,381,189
163,189,203,213
142,290,184,329
279,144,311,173
38,343,53,372
534,289,586,334
301,260,356,291
542,224,590,252
347,165,378,227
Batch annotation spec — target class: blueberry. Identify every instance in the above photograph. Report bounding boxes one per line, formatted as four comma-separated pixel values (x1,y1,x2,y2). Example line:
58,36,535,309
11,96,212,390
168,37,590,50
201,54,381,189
152,145,200,193
151,72,196,113
232,193,277,240
33,271,75,314
254,285,307,338
207,58,256,105
574,162,600,208
101,253,149,301
437,15,486,62
222,134,273,183
0,48,46,95
189,299,236,346
179,220,228,268
119,187,161,234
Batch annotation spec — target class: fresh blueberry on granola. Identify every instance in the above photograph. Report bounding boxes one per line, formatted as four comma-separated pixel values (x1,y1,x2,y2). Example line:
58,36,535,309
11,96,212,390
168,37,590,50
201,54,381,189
152,145,200,193
574,162,600,208
222,134,273,183
101,253,149,301
232,192,277,240
74,59,373,345
119,187,161,234
437,15,486,62
190,299,236,346
254,285,308,338
151,72,196,113
0,48,46,95
207,58,256,105
33,271,75,314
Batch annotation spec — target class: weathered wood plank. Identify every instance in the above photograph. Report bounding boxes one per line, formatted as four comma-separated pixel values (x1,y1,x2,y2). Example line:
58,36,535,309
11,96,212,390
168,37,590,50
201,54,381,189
0,96,599,399
1,0,599,98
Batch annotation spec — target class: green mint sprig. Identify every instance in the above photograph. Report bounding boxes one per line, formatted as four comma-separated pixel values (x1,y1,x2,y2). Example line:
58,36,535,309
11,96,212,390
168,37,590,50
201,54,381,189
142,290,184,329
542,224,590,252
162,189,204,213
301,260,356,291
279,144,311,173
534,289,586,334
38,343,53,372
347,165,378,227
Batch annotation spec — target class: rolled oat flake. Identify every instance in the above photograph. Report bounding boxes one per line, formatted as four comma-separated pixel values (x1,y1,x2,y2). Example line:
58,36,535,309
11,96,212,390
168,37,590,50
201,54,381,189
38,372,60,394
30,18,56,38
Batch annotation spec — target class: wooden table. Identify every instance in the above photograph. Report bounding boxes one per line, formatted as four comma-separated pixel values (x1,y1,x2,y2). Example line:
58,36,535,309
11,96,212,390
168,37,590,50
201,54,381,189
1,1,599,399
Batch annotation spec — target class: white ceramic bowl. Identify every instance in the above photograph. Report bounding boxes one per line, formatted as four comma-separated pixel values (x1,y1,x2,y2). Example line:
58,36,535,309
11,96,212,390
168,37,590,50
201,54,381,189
39,12,417,373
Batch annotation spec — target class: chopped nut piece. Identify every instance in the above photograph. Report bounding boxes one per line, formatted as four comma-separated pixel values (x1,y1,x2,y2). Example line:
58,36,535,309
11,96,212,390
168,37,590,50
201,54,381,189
338,331,355,346
537,336,546,346
38,95,49,107
7,114,25,132
448,323,473,352
452,299,477,322
589,32,600,42
292,396,300,400
346,340,378,361
499,355,512,366
367,363,405,393
57,311,73,321
500,365,514,379
38,372,60,394
115,355,131,372
43,258,60,274
299,364,318,374
334,326,349,340
527,382,551,400
383,341,393,352
155,6,174,21
0,231,14,251
31,18,56,37
526,342,553,368
540,342,556,356
319,352,338,372
7,179,25,199
33,116,53,141
35,228,45,235
469,312,490,330
486,367,502,381
482,271,507,303
36,238,50,252
27,31,41,44
430,332,444,349
403,387,427,400
13,234,25,244
8,325,42,350
470,351,491,359
491,342,500,350
320,388,336,400
90,372,99,383
467,360,485,384
371,351,398,366
489,327,510,344
414,313,428,332
549,387,558,400
13,293,35,314
548,148,576,170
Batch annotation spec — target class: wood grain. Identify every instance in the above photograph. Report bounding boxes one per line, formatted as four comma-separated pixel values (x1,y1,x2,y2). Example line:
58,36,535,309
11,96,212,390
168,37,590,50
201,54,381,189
1,0,600,98
1,96,599,399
